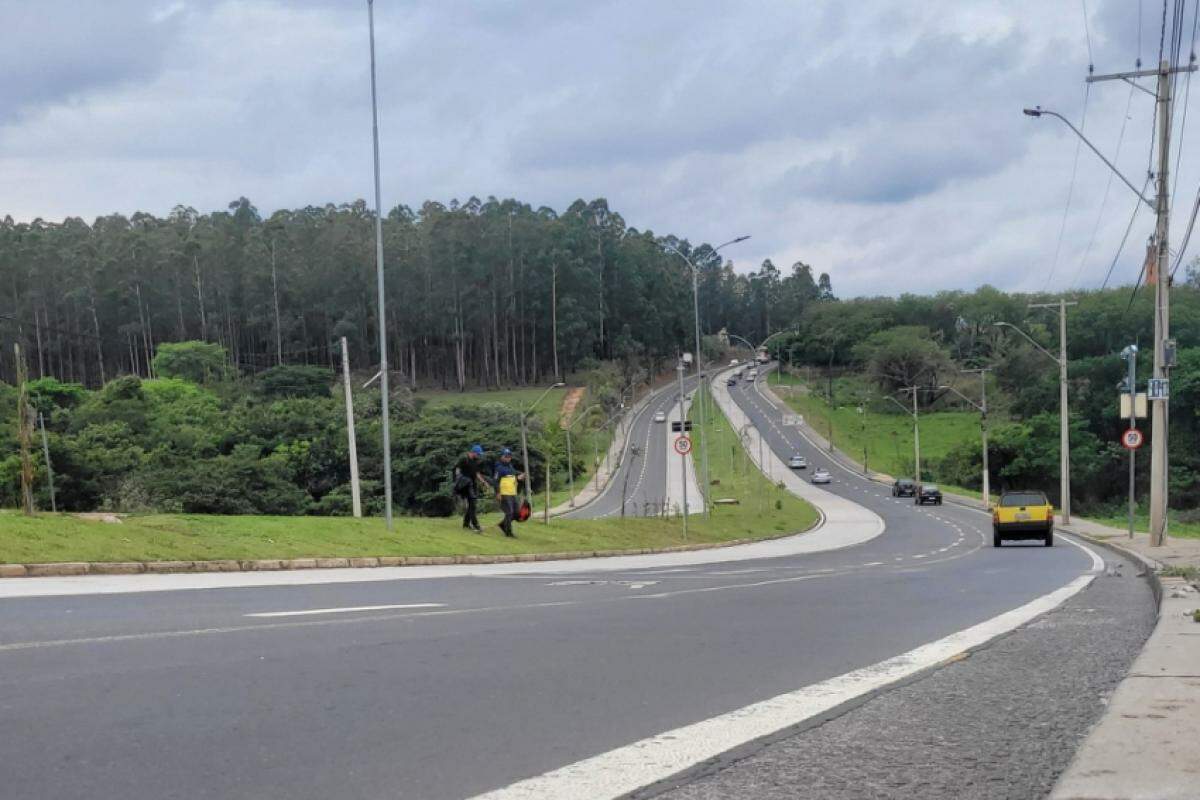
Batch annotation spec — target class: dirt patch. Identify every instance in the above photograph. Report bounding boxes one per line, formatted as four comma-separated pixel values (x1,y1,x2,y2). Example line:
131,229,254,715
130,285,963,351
559,387,586,429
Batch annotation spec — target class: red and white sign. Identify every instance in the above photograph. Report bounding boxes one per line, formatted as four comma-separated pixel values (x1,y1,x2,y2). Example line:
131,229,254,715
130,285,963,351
673,435,692,455
1121,428,1144,450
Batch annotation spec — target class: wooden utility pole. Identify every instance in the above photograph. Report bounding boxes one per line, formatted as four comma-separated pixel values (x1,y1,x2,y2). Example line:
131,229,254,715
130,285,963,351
14,344,35,515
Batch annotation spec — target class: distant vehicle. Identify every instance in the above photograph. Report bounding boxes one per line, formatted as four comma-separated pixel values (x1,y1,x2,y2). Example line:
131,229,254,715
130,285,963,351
892,478,916,498
749,370,758,380
726,377,737,387
755,347,769,364
811,468,831,484
653,411,667,424
916,484,943,505
729,359,740,367
788,454,807,469
992,490,1055,547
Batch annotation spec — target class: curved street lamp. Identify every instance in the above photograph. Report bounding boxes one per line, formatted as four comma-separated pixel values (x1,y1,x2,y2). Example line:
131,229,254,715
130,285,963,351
661,235,751,518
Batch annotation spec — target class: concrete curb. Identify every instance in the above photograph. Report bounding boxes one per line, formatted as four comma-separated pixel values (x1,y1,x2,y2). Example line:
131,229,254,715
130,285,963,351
0,529,819,580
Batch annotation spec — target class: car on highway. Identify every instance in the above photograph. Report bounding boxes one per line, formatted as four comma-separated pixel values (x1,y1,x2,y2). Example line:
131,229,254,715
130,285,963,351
788,455,807,469
726,377,737,387
992,490,1055,547
653,411,667,424
811,467,831,484
916,484,942,505
891,478,916,497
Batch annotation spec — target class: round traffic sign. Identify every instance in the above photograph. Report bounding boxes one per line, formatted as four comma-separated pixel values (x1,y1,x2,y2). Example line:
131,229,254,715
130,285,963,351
1121,428,1144,450
673,435,692,455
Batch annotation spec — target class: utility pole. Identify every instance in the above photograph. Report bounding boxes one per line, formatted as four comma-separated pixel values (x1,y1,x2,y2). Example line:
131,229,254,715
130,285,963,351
962,367,992,504
1029,299,1077,523
1083,58,1196,544
911,387,920,487
366,0,392,529
271,238,283,366
38,412,56,513
340,337,362,518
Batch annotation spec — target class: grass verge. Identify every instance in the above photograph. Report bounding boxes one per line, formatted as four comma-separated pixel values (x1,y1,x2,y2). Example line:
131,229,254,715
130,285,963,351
0,395,817,564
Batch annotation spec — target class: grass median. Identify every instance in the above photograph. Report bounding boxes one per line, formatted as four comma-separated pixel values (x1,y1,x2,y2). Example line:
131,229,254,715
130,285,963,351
0,396,818,565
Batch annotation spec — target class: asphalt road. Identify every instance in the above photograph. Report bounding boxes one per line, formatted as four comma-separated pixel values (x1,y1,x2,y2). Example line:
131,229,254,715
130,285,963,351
0,370,1131,800
563,374,700,520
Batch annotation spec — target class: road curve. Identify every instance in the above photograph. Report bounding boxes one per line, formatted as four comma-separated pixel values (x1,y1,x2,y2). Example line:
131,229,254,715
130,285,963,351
0,372,1101,800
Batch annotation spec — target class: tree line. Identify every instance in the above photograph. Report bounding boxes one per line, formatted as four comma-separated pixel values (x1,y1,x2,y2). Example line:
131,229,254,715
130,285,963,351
769,280,1200,514
1,197,832,390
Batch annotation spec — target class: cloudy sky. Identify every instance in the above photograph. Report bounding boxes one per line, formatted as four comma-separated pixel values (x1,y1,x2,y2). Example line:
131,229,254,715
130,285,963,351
1,0,1193,297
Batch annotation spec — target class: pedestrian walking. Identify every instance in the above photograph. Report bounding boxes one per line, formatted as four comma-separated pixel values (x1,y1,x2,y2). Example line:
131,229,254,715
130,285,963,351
454,444,491,533
493,448,524,538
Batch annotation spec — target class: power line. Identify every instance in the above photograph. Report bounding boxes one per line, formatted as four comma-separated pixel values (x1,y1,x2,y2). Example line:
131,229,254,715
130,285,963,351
1044,83,1092,290
1102,176,1153,289
1073,83,1136,288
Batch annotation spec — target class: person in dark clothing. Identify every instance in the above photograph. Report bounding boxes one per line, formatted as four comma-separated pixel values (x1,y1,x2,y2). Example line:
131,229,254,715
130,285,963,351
455,444,491,533
493,448,524,537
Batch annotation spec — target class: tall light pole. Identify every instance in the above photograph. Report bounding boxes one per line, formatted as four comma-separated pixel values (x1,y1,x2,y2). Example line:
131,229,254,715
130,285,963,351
996,314,1074,523
942,381,989,503
960,368,991,503
366,0,392,529
663,235,750,518
565,403,602,507
519,382,566,504
884,390,921,489
676,355,690,539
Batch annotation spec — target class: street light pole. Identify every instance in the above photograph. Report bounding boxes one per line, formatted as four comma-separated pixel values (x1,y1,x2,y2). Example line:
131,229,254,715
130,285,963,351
565,403,602,507
961,368,991,504
664,236,750,519
995,316,1074,523
519,382,566,504
366,0,392,530
676,357,689,539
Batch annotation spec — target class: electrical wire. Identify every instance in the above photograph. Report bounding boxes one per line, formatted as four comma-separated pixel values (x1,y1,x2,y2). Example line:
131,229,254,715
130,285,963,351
1103,176,1154,289
1044,82,1092,290
1169,0,1198,209
1073,83,1136,288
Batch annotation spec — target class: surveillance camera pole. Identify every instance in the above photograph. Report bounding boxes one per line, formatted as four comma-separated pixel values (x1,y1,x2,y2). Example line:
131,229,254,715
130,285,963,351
676,356,689,540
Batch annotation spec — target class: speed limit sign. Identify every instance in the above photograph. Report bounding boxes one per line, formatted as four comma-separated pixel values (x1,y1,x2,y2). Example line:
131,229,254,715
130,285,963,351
1121,428,1144,450
673,435,692,455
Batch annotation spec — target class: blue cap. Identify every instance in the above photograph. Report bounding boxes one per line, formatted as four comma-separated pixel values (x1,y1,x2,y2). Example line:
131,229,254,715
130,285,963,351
470,444,484,455
501,448,512,456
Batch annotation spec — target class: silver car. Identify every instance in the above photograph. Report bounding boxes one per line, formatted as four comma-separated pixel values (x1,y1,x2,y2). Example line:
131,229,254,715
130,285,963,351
811,468,832,484
788,455,807,469
653,411,667,423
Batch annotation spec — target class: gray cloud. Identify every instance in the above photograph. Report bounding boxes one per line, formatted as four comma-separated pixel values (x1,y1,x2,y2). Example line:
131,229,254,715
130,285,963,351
0,0,1185,298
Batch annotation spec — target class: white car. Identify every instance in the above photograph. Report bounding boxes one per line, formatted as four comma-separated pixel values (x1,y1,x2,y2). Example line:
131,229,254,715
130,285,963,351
788,455,807,469
811,468,832,484
653,411,667,423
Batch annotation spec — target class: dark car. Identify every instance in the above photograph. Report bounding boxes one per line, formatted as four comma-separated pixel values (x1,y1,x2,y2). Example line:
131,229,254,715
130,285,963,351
892,478,916,497
726,377,737,387
916,484,942,505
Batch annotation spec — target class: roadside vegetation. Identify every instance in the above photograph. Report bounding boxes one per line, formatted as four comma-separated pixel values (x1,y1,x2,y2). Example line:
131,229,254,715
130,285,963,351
767,284,1200,523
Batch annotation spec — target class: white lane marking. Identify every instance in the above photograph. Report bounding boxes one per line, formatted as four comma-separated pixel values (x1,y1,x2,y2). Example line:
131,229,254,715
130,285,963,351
467,555,1103,800
245,603,443,618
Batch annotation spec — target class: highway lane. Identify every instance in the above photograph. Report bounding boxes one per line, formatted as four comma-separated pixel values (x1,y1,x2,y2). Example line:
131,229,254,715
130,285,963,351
563,374,701,520
0,371,1104,800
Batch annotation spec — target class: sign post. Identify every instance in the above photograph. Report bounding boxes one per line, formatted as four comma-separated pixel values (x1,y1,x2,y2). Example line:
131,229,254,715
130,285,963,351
1120,345,1139,539
674,436,692,455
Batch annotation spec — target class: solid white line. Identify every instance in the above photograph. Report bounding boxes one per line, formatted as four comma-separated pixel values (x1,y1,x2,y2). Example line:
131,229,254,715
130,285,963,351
467,560,1102,800
245,603,444,618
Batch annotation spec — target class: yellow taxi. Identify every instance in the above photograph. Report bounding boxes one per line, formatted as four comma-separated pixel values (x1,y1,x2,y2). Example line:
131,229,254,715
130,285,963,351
992,490,1055,548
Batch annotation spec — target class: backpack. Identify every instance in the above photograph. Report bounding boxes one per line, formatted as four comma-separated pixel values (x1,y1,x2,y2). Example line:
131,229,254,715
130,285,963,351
453,472,473,497
516,498,533,522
